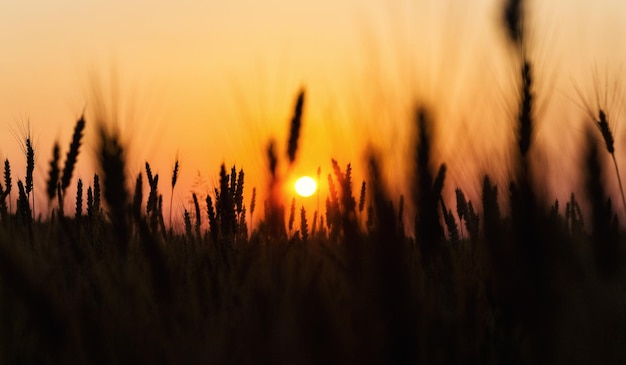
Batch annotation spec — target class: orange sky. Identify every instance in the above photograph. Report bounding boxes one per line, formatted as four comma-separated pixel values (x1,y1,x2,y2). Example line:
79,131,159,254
1,0,626,225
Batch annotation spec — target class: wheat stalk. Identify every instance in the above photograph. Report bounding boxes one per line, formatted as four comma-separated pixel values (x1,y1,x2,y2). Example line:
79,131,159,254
596,109,626,218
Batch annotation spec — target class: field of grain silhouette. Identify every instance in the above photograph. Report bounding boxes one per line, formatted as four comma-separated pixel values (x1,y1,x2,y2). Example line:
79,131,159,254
1,0,626,363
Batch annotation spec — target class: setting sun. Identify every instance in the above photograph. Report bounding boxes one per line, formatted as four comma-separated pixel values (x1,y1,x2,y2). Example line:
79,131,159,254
294,176,317,197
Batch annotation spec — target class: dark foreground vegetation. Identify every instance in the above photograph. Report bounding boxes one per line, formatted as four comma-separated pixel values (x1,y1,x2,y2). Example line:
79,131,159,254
2,98,626,364
3,1,626,364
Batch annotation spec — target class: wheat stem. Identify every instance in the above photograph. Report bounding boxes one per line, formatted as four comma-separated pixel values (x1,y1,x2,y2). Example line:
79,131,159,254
610,154,626,219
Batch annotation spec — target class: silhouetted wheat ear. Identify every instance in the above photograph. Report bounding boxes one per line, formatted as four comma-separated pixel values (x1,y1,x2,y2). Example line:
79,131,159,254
358,181,366,213
145,162,159,214
183,209,192,238
597,109,615,154
300,206,308,242
465,200,480,242
455,187,468,238
2,159,10,216
235,169,244,215
169,159,179,229
47,143,60,201
237,205,248,240
206,194,218,241
230,165,237,201
61,116,85,192
17,180,31,224
25,138,34,197
455,188,468,221
98,127,129,252
327,173,339,209
3,159,11,198
75,178,83,219
267,140,277,178
440,196,459,243
171,160,179,189
250,187,256,218
93,174,101,213
86,186,93,218
503,0,524,46
288,197,296,232
192,193,201,236
145,162,154,185
287,89,305,164
342,163,356,212
157,194,166,234
518,60,533,158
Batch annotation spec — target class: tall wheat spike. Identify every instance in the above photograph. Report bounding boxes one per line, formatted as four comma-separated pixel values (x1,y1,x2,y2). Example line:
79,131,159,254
86,186,94,219
25,138,35,219
61,116,86,192
503,0,524,46
267,140,277,178
75,179,83,219
235,169,244,216
93,174,101,214
518,60,533,159
249,186,256,226
358,181,366,214
170,159,179,229
183,209,192,239
47,143,60,202
287,90,305,164
288,197,296,233
300,206,308,242
4,159,11,214
192,192,201,239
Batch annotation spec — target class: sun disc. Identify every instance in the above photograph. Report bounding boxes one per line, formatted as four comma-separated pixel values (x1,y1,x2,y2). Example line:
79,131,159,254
295,176,317,197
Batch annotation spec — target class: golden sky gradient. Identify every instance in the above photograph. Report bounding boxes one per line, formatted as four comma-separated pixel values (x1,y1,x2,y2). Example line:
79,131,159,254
1,0,626,223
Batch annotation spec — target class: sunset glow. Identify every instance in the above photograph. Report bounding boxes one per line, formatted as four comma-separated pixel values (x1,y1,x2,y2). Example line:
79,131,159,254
294,176,317,197
1,0,625,220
